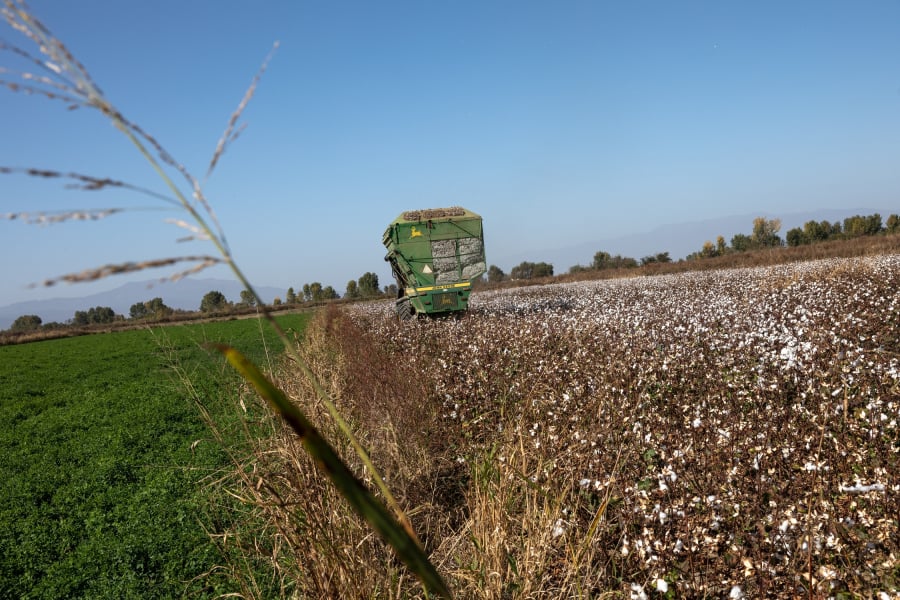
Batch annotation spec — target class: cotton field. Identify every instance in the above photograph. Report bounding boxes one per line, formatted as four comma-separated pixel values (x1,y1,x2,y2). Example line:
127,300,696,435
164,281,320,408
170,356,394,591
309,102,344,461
347,256,899,598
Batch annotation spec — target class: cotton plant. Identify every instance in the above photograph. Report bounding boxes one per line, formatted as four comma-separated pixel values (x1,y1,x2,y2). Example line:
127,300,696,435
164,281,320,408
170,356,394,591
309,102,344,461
348,254,899,596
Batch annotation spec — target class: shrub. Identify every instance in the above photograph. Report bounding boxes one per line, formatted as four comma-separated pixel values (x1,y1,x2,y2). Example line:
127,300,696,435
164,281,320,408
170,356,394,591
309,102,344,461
200,291,228,313
9,314,42,332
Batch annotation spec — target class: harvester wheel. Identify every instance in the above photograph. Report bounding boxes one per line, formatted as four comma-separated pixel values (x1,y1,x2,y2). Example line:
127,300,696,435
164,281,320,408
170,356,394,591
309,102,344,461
396,298,414,321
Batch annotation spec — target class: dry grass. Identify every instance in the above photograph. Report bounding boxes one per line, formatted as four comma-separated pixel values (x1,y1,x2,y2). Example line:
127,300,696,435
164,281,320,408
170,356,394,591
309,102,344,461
191,306,457,598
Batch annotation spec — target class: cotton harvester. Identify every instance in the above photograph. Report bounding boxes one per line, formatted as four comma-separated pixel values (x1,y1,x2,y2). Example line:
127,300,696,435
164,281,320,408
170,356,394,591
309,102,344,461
383,207,486,319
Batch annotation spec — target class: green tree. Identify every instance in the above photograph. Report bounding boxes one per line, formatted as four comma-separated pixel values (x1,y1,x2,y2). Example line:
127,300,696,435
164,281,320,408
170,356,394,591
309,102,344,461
345,280,359,299
357,272,380,297
487,264,505,283
73,306,116,325
510,261,553,279
751,217,783,247
592,251,611,270
129,298,172,320
843,213,882,237
322,286,339,300
510,261,535,279
533,262,553,277
700,240,717,258
886,214,900,233
591,250,638,271
618,256,638,268
730,233,752,252
829,221,843,236
286,287,296,304
10,314,42,332
307,282,323,302
802,220,832,243
593,251,637,269
239,290,256,307
785,227,806,247
129,301,150,319
716,235,727,255
302,283,312,302
200,290,228,313
145,298,172,319
383,283,398,297
640,252,671,266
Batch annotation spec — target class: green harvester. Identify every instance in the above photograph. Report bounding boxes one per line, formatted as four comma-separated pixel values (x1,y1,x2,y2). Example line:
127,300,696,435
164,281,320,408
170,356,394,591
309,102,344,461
383,206,486,319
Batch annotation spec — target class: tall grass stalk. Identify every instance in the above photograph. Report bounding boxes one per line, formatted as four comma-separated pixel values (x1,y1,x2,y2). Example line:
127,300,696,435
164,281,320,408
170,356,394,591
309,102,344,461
1,1,449,596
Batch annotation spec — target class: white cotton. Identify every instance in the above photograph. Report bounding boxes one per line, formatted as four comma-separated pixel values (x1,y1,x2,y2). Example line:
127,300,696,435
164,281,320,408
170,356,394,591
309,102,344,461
655,579,668,593
840,482,886,493
629,583,648,600
551,519,566,538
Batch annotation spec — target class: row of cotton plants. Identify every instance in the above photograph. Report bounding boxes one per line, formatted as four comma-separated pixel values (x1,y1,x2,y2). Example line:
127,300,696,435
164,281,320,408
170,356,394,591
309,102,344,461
347,255,898,598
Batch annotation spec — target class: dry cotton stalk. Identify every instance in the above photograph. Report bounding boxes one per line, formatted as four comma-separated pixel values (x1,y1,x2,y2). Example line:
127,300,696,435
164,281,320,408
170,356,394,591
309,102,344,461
34,255,223,286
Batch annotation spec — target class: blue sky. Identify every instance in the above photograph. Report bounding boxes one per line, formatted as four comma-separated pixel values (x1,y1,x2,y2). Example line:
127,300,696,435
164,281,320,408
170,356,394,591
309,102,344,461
2,1,899,308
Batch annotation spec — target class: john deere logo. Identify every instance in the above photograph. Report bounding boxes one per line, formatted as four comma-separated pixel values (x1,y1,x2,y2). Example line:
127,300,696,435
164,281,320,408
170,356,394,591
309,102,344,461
410,226,423,238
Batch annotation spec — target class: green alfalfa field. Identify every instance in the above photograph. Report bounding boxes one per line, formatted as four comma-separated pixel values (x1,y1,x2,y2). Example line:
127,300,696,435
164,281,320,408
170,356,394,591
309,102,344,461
0,313,311,599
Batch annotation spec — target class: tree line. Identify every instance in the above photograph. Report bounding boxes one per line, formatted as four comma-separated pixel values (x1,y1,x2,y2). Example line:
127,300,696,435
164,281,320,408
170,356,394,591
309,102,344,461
785,213,898,247
7,213,897,332
483,212,898,282
4,270,400,333
686,213,898,259
282,272,398,305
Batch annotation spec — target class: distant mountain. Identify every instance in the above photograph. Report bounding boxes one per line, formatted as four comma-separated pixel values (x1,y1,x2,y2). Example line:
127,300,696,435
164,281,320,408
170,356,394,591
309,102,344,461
0,278,285,330
492,208,895,273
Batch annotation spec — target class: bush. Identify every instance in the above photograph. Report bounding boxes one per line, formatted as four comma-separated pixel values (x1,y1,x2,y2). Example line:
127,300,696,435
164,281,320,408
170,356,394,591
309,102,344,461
9,314,42,332
130,298,173,320
510,261,553,279
200,291,228,313
73,306,117,326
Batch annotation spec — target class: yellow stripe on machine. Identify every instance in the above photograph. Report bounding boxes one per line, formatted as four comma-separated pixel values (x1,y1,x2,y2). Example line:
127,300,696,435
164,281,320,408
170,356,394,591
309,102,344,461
405,282,471,295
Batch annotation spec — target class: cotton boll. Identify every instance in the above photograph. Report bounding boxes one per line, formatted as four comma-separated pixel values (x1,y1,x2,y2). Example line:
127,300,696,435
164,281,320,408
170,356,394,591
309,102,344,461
629,583,648,600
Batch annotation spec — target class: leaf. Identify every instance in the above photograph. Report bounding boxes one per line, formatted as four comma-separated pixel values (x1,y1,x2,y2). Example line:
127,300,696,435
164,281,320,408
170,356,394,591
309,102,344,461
208,343,452,599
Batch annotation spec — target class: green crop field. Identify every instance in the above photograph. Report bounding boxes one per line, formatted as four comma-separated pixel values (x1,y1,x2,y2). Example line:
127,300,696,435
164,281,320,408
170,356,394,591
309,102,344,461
0,313,311,599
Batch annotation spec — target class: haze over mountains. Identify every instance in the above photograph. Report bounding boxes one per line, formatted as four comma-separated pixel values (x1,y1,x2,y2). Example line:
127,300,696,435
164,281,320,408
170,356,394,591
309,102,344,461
1,208,892,330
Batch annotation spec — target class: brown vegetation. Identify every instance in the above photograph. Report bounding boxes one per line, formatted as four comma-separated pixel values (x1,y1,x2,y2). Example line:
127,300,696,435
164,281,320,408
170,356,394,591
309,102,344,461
209,253,900,598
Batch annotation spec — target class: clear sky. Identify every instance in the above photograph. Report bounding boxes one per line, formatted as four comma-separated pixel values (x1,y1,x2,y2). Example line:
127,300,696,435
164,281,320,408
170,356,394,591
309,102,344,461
2,1,899,307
